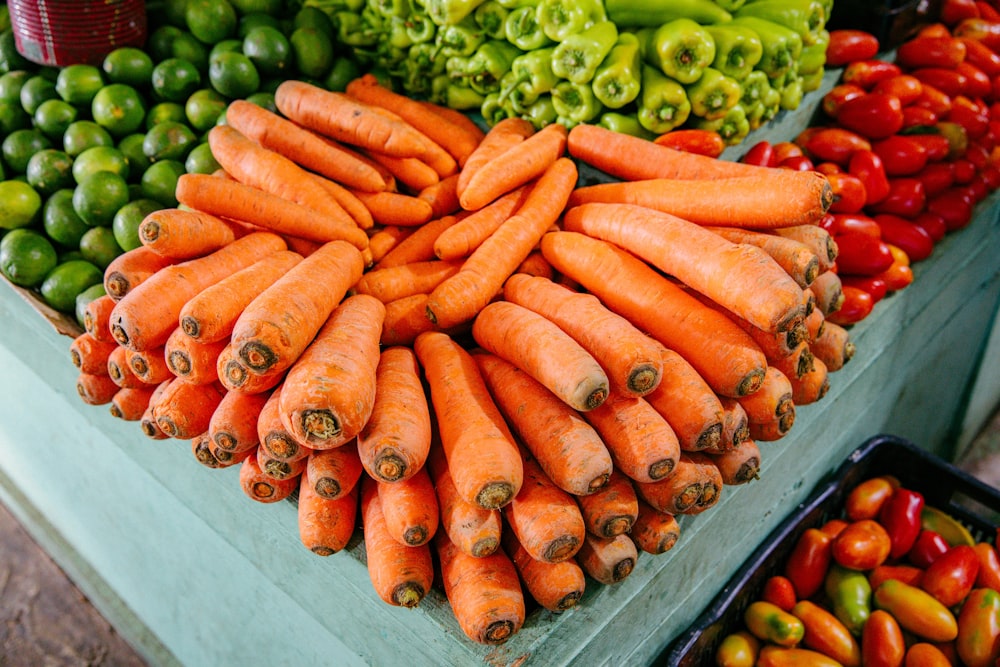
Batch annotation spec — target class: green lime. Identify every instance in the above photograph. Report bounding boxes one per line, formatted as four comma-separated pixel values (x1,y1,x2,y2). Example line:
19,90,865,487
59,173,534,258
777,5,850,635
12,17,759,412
25,149,74,195
102,47,154,89
244,90,276,112
19,75,58,115
113,198,163,251
186,0,238,45
140,159,185,206
170,31,211,73
0,69,31,104
72,146,130,183
324,56,361,93
0,30,30,73
0,180,42,229
79,225,124,269
209,39,244,61
290,27,334,79
72,171,130,227
40,259,104,313
117,133,151,181
147,25,185,63
2,128,52,174
75,282,107,330
151,57,202,103
55,64,105,107
184,141,221,174
143,121,197,162
32,98,78,139
43,189,90,247
243,26,291,77
58,249,85,263
145,101,187,129
0,228,58,287
185,88,228,132
232,0,283,15
208,51,260,98
238,13,283,38
91,83,147,137
161,0,190,27
0,100,31,135
293,6,335,39
62,120,115,158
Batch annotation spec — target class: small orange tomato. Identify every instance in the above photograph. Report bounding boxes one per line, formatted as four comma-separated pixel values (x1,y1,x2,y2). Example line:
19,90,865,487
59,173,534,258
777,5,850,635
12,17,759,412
832,519,892,571
862,609,906,667
819,518,850,539
845,476,896,521
956,587,1000,667
905,642,952,667
762,575,798,612
792,600,862,667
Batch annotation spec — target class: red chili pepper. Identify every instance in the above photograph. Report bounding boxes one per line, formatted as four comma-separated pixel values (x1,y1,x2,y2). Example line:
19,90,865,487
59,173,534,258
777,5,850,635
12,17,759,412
868,177,927,217
878,487,925,560
872,74,925,106
826,172,868,213
911,67,970,98
835,92,905,140
873,213,936,261
803,127,872,165
784,528,833,600
907,529,952,568
822,83,868,119
872,135,929,176
914,161,957,197
834,231,894,275
941,0,981,25
842,59,903,90
948,95,991,139
841,274,888,302
876,245,915,292
913,210,948,242
959,36,1000,77
922,544,980,608
927,186,975,230
830,212,882,237
848,149,890,205
828,285,875,325
977,1,1000,21
895,36,968,69
740,140,777,167
825,29,880,67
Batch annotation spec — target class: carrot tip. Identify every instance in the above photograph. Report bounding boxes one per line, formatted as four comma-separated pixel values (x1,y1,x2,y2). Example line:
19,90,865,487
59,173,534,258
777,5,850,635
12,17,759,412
301,409,341,442
585,388,608,411
476,482,516,510
603,517,634,538
168,351,192,376
403,526,428,547
556,592,583,611
213,433,237,451
737,369,767,397
648,458,676,481
140,420,161,439
264,433,300,461
628,366,661,395
240,341,278,373
69,349,82,369
250,481,277,500
262,459,295,480
587,473,611,494
110,323,130,347
314,478,342,499
470,537,500,558
311,546,336,557
180,316,200,338
545,535,581,563
105,274,130,300
611,559,635,583
392,583,426,608
482,620,517,645
373,453,406,482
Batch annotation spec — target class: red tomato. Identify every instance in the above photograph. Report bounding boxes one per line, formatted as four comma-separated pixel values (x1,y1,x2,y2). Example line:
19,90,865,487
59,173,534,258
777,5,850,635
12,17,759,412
835,232,894,275
820,518,850,539
873,213,935,261
912,67,969,98
872,74,924,106
761,575,798,612
780,155,816,171
653,128,726,157
849,149,891,204
879,487,925,560
804,127,872,165
905,133,952,163
784,528,833,600
826,172,868,213
845,477,896,521
927,186,975,230
828,285,875,324
772,141,804,162
956,61,993,98
916,22,954,39
912,83,954,118
741,140,777,167
876,245,916,292
832,519,893,570
842,59,903,90
868,177,927,217
948,95,991,139
835,93,905,140
826,29,880,67
901,105,941,129
830,212,882,237
896,36,968,69
952,158,978,183
872,135,929,176
913,211,948,242
869,563,925,590
959,36,1000,77
979,1,1000,21
941,0,982,25
922,545,980,608
862,610,907,667
823,83,868,119
841,274,888,302
914,161,956,197
907,529,952,568
973,542,1000,590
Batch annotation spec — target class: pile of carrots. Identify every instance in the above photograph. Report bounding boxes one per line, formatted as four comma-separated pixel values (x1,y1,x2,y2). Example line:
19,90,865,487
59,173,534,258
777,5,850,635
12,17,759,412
65,74,853,646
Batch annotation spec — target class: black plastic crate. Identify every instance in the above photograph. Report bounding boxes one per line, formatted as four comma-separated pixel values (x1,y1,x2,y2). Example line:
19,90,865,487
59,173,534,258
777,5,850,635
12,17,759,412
660,433,1000,667
826,0,940,48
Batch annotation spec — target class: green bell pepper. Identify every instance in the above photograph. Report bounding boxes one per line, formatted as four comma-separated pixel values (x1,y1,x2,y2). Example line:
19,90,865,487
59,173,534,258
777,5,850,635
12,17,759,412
778,73,803,110
407,42,448,77
637,64,691,134
604,0,733,27
729,16,803,79
467,39,522,95
536,0,605,42
739,69,771,109
405,7,437,44
443,79,487,109
481,91,516,125
499,46,559,106
713,0,747,10
801,67,824,92
598,111,656,139
504,5,553,51
473,0,510,39
496,0,536,7
551,20,618,84
690,102,749,144
758,83,782,125
334,11,379,48
521,94,558,128
705,24,763,81
591,32,642,109
684,66,742,120
425,0,488,25
551,79,603,126
371,0,410,19
734,0,827,46
435,15,486,58
637,18,716,85
798,29,829,75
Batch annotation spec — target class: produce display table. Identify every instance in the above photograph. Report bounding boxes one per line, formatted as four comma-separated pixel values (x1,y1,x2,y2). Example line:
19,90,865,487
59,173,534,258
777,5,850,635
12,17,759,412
1,82,999,665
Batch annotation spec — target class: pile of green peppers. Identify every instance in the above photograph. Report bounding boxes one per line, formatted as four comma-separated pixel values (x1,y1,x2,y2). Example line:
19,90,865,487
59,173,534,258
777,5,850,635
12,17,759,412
314,0,834,145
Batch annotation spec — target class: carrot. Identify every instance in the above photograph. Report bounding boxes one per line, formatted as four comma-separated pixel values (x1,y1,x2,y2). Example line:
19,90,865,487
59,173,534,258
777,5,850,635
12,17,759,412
418,172,462,220
109,232,288,351
109,385,157,421
275,80,440,160
691,289,807,361
107,344,152,389
810,320,855,372
750,412,796,442
138,208,239,259
515,250,554,280
374,214,461,269
347,73,480,167
711,227,822,288
771,341,816,381
140,380,171,440
278,294,385,449
224,98,392,192
297,466,359,555
207,437,255,468
305,443,364,501
574,533,638,585
76,371,119,405
209,389,269,453
574,469,639,538
82,293,116,343
644,344,726,452
501,529,586,613
352,259,462,304
191,432,227,469
69,332,118,375
709,439,762,485
804,306,825,344
377,466,439,547
349,189,435,227
414,331,523,510
808,270,846,316
540,231,767,398
380,294,438,347
505,453,586,563
178,250,303,343
367,225,415,265
365,152,440,192
503,273,663,397
103,246,176,301
790,356,830,405
634,453,713,515
738,366,794,426
427,157,578,329
563,203,807,334
256,444,308,481
458,122,568,211
257,385,312,463
457,117,535,197
176,173,369,249
433,185,531,261
417,99,486,161
307,171,375,230
427,443,502,558
280,235,323,258
713,396,750,454
240,448,299,503
231,240,364,377
473,351,613,496
216,342,286,395
150,378,226,439
580,388,680,484
360,476,434,608
357,346,431,483
774,225,838,273
472,300,609,412
164,327,227,385
630,499,682,556
683,452,725,514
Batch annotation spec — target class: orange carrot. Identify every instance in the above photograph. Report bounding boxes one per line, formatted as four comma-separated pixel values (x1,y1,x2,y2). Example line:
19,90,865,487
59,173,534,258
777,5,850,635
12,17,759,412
367,225,415,265
457,117,535,197
711,227,822,288
473,351,613,496
107,344,153,389
418,99,486,159
427,157,578,329
256,385,312,463
774,225,838,273
103,246,176,301
374,214,461,269
427,443,502,557
711,396,751,454
709,439,762,485
206,437,255,468
82,294,116,343
216,342,286,395
504,453,586,563
307,171,375,230
124,347,171,387
809,270,846,316
771,341,816,381
164,327,226,385
360,476,434,608
240,448,299,503
357,346,431,483
150,378,226,439
278,294,385,449
191,432,227,469
690,288,807,361
804,306,825,343
224,98,392,192
634,453,713,514
810,320,855,372
138,208,239,260
297,466,358,554
682,452,725,514
280,235,323,258
175,173,369,249
418,172,462,220
305,443,364,501
352,259,462,304
380,294,439,347
109,385,157,421
643,344,726,452
231,240,365,377
436,530,525,645
574,469,639,538
109,232,287,351
69,332,118,375
790,356,829,405
472,300,609,412
178,250,303,343
630,499,682,556
574,533,638,585
377,466,439,547
349,189,435,227
540,231,767,398
563,203,807,334
433,185,530,261
750,412,796,442
737,366,794,426
209,389,269,453
365,152,440,192
458,122,568,211
516,250,554,280
256,444,308,481
140,380,171,440
501,529,586,613
414,331,523,510
76,371,119,405
503,273,663,397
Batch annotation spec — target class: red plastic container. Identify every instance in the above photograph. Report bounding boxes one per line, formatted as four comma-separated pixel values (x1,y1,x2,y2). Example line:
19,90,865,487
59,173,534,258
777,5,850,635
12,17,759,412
7,0,147,67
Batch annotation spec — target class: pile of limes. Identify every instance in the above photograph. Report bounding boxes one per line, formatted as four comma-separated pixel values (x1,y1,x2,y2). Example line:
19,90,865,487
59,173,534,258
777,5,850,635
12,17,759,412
0,0,361,326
